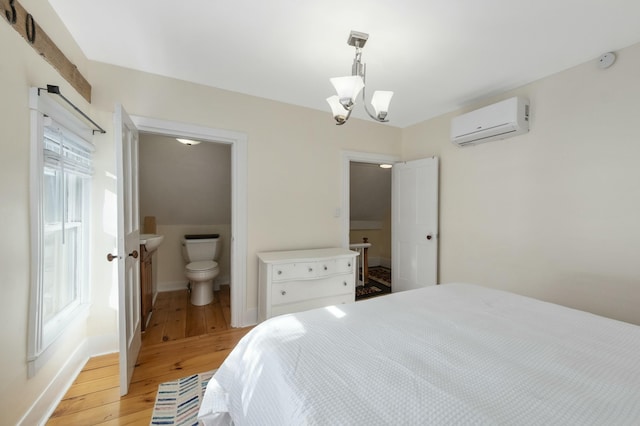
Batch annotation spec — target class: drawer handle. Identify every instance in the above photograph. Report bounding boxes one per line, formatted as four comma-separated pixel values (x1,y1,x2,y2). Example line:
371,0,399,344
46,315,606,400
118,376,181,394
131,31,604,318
348,262,351,267
324,265,328,270
281,290,286,296
343,281,347,286
277,270,282,275
308,267,313,272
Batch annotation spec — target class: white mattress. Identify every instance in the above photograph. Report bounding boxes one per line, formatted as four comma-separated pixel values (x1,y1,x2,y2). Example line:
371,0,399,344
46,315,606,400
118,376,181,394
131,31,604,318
198,283,640,425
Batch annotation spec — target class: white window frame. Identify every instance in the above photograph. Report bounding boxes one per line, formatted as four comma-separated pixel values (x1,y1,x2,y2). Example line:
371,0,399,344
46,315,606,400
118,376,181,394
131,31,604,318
27,88,94,377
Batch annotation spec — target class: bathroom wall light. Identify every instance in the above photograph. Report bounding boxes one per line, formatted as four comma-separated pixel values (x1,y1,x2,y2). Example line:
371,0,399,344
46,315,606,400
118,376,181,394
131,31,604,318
379,164,393,169
177,138,201,146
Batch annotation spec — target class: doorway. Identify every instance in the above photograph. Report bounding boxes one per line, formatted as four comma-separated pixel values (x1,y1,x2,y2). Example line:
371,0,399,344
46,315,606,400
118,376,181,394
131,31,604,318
131,115,248,328
138,133,232,339
341,152,439,297
341,151,400,300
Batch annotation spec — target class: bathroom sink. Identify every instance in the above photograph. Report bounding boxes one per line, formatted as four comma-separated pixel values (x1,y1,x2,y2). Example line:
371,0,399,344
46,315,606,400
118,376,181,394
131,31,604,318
140,234,164,252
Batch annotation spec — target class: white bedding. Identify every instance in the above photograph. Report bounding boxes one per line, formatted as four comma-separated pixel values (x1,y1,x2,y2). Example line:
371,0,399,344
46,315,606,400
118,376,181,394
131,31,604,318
198,283,640,425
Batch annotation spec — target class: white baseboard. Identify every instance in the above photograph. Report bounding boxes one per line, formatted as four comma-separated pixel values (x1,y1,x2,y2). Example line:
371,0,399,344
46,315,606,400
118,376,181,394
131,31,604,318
19,334,118,426
378,257,391,268
368,256,381,267
158,280,190,292
159,276,231,293
367,256,391,268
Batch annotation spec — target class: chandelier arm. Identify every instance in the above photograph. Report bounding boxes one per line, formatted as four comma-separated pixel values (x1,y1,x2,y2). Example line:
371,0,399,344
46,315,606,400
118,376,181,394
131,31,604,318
360,85,388,123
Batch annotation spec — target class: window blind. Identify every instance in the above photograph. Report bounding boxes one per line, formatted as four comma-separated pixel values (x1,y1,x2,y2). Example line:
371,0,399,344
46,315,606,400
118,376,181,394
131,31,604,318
43,122,94,178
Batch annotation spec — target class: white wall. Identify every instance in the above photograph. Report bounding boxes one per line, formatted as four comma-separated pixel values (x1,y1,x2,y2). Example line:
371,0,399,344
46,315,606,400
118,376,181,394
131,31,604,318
402,42,640,325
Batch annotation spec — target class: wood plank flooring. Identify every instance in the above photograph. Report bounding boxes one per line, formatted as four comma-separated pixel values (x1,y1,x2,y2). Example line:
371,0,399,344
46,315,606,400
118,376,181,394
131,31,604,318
47,286,252,425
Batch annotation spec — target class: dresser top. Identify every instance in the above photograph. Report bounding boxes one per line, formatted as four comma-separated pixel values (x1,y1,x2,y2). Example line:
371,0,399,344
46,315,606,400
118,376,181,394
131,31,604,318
257,247,358,263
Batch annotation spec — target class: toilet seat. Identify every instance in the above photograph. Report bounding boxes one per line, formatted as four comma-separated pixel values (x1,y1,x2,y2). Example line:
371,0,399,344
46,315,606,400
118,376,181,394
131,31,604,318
186,260,218,272
185,260,220,285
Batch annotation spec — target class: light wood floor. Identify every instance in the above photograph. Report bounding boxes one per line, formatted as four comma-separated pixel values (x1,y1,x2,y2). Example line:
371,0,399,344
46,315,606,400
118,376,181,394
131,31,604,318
47,286,252,425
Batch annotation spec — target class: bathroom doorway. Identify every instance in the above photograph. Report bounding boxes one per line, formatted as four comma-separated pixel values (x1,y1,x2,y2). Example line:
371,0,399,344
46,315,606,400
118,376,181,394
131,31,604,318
129,115,248,331
138,133,232,339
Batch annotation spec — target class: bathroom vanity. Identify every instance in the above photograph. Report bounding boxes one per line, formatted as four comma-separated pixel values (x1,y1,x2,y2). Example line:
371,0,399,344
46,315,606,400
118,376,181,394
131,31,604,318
140,245,153,331
139,233,164,331
257,248,358,321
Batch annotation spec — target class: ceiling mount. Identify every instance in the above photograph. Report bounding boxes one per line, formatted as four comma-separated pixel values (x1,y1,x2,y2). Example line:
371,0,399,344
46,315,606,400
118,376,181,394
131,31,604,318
347,31,368,48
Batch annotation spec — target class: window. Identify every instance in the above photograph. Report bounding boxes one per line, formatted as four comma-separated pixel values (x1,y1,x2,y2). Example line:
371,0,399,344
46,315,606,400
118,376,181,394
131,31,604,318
28,88,94,375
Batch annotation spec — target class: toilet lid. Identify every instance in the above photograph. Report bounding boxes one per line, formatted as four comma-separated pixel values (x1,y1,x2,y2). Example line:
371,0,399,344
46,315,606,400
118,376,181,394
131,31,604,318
186,260,218,271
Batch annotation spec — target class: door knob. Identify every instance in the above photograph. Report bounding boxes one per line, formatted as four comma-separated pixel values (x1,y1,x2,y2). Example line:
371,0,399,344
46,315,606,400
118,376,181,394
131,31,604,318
129,250,139,259
426,234,433,240
107,253,119,262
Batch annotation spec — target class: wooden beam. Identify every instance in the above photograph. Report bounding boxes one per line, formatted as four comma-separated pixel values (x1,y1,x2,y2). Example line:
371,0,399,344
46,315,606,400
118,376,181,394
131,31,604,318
2,0,92,102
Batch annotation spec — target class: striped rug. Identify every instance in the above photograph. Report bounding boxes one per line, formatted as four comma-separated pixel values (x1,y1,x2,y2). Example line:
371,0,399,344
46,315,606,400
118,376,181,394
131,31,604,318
151,370,216,425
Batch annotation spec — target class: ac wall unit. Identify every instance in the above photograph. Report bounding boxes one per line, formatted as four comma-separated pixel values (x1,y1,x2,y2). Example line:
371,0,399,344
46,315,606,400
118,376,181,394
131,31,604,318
450,96,530,147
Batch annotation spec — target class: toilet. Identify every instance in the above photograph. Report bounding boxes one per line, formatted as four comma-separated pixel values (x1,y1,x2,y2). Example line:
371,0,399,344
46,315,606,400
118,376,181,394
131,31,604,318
181,234,221,306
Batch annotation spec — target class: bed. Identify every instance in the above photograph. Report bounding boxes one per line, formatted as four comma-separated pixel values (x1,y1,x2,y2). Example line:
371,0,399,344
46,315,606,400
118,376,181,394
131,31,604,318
198,283,640,425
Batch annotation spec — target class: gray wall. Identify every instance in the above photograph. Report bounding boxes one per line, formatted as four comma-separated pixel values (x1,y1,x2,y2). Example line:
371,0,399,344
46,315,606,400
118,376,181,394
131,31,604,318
350,162,391,223
139,134,231,225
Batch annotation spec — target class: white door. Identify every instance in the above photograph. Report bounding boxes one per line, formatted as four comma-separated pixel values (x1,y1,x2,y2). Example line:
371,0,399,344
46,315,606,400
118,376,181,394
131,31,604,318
392,157,439,292
114,104,141,396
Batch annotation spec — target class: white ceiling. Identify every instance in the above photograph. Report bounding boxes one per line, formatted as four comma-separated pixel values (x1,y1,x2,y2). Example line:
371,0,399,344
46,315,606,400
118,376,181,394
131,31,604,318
49,0,640,128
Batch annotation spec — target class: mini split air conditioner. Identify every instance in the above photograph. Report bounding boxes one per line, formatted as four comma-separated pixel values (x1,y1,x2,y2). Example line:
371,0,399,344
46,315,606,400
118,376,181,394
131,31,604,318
450,96,530,147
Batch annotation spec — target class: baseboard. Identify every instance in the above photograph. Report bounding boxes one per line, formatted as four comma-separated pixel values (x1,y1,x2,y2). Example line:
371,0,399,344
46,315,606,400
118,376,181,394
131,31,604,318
378,258,391,268
19,334,118,426
158,280,189,292
158,276,230,293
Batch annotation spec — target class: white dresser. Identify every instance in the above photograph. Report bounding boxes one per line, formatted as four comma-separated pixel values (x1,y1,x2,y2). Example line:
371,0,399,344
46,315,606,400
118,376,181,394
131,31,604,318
258,248,358,321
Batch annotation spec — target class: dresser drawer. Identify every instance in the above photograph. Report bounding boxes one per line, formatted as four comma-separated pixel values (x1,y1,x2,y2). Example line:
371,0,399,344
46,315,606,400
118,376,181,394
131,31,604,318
271,275,353,305
258,248,358,322
272,258,354,282
271,293,353,318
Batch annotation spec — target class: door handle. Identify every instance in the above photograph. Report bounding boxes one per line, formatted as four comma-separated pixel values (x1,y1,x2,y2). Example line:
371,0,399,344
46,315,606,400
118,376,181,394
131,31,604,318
107,253,120,262
129,250,139,259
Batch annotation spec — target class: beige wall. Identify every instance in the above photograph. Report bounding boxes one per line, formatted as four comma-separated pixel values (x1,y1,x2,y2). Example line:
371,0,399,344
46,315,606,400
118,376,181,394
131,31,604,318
402,42,640,325
349,218,392,267
87,62,402,314
4,1,640,423
0,1,116,423
1,3,401,422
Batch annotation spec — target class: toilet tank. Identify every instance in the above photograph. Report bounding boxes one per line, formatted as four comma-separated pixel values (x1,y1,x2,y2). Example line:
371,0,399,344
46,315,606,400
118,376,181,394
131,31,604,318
181,234,221,262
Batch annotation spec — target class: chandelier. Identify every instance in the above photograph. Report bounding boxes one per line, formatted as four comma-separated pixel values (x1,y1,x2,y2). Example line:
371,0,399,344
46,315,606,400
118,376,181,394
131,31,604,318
326,31,394,125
